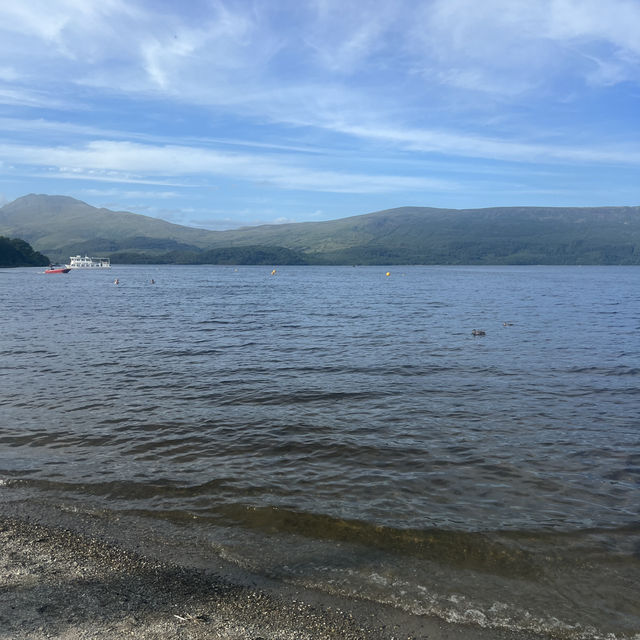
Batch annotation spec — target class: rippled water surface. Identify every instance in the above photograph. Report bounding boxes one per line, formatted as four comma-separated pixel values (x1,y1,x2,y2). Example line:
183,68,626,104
1,265,639,638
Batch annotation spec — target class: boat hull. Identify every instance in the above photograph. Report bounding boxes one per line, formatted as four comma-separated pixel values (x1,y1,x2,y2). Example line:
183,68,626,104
45,268,71,274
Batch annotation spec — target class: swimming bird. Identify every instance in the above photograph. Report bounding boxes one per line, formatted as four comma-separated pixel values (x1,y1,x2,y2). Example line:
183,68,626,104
471,329,486,336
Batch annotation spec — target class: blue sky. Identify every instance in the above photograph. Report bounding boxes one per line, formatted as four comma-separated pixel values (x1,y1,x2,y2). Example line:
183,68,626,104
0,0,639,229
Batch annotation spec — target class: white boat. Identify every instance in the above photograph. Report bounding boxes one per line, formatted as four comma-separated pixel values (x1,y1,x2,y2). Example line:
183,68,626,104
66,255,111,269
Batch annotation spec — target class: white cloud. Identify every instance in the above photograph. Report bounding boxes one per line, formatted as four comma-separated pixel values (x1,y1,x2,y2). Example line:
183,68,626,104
0,1,72,44
547,0,640,85
0,1,264,93
408,0,640,94
0,0,137,66
548,0,640,55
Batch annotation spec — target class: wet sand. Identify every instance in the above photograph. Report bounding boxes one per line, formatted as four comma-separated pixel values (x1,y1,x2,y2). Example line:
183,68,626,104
0,511,545,640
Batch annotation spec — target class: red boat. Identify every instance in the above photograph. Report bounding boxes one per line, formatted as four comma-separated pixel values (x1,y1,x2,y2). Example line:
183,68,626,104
45,267,71,274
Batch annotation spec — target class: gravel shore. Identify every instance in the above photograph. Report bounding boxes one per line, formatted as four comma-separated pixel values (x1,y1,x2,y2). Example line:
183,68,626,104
0,514,545,640
1,516,383,640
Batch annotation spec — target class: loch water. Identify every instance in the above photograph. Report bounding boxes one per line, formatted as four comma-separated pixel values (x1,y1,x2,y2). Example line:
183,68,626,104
1,265,639,639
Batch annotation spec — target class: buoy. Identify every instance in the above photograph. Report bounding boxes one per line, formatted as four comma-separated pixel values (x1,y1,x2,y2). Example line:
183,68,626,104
271,269,277,275
386,271,391,277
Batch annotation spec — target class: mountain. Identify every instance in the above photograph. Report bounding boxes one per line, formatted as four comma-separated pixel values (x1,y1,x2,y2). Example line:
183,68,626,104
0,194,221,260
1,194,640,264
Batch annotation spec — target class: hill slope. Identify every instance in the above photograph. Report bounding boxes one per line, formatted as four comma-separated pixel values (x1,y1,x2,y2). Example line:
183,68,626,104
1,195,639,264
186,204,640,264
0,236,49,267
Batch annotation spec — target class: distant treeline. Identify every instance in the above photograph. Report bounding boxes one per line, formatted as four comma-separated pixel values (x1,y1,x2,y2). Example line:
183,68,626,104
108,245,308,265
0,236,49,267
69,239,640,266
311,239,640,265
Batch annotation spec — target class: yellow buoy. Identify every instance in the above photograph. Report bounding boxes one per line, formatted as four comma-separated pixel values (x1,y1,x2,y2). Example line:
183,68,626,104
386,271,391,277
271,269,277,275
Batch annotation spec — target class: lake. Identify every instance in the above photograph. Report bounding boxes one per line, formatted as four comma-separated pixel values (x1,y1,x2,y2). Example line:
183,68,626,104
1,264,639,639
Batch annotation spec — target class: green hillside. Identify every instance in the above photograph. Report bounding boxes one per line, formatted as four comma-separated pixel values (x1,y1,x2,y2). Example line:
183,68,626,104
1,194,639,264
0,236,49,267
207,205,640,264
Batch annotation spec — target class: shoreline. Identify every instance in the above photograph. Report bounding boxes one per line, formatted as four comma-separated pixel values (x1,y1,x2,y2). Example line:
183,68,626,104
0,507,546,640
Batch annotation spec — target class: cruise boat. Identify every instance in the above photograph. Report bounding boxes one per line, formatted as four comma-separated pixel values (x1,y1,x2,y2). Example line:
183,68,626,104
66,255,111,269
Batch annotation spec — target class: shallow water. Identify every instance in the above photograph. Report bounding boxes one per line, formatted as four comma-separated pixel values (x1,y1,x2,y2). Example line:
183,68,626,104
1,265,639,638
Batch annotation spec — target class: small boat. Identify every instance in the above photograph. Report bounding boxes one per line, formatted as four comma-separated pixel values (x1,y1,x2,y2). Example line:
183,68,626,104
45,266,71,274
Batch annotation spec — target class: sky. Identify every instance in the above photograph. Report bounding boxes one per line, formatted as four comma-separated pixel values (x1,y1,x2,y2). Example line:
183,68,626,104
0,0,639,230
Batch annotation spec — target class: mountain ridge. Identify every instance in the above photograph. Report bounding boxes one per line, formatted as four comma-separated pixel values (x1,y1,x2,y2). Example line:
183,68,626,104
1,194,639,265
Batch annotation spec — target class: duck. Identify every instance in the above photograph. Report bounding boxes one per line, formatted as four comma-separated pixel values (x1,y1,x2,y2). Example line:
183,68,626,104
471,329,486,336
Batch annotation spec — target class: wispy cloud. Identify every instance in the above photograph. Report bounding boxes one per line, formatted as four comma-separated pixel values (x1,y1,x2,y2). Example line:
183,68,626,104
321,121,640,166
0,116,324,157
0,86,76,109
0,140,457,194
302,1,399,73
81,188,180,200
